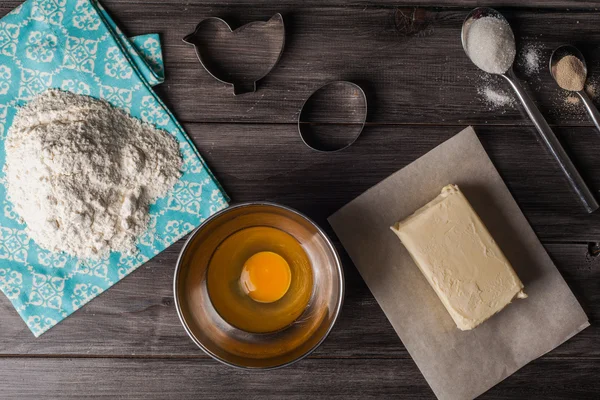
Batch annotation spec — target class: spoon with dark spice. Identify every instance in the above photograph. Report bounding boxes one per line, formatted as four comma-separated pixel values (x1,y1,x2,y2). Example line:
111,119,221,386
550,45,600,133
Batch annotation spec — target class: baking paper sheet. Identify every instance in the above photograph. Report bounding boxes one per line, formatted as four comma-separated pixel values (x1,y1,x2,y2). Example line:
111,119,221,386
328,127,589,400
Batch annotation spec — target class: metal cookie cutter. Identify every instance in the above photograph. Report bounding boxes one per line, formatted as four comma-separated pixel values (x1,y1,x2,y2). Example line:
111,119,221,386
183,14,285,95
298,81,367,152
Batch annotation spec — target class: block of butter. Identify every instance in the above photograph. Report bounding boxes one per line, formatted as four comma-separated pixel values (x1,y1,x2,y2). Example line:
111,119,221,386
391,184,526,330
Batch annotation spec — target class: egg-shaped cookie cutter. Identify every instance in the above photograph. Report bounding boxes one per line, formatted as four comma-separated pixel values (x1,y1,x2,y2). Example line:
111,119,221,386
183,14,285,95
298,81,367,152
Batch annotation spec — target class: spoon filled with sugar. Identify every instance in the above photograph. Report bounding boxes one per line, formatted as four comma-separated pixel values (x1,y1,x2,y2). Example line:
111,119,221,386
462,7,598,213
550,45,600,133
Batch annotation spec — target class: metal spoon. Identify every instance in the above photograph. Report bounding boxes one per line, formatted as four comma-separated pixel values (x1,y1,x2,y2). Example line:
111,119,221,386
550,45,600,132
462,7,598,213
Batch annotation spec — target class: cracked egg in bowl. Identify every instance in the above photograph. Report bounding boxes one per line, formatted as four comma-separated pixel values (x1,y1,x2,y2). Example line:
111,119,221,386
173,202,344,369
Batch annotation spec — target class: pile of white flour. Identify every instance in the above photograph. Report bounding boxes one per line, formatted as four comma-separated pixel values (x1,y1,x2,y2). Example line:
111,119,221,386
4,89,182,259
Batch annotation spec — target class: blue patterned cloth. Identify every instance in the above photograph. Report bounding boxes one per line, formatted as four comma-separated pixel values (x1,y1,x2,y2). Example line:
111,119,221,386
0,0,228,336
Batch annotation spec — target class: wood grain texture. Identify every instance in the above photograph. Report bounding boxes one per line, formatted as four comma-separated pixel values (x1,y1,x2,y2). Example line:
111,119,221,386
130,6,600,125
0,233,596,357
5,1,600,10
1,1,600,398
3,5,600,127
0,123,599,395
1,357,599,400
1,3,597,126
192,123,600,240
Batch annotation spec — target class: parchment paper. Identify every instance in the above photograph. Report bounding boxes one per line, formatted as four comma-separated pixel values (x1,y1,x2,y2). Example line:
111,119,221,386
328,127,589,400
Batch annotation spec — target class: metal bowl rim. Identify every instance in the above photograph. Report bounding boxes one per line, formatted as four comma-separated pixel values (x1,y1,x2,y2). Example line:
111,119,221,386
173,201,346,370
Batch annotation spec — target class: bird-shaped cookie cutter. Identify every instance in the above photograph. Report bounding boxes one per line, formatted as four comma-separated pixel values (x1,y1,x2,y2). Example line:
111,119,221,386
183,14,285,95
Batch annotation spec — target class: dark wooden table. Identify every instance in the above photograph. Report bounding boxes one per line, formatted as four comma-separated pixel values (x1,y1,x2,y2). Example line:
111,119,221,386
1,1,599,398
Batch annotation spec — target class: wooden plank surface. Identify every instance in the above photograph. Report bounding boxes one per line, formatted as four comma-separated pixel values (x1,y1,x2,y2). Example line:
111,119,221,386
1,357,599,400
5,1,600,10
0,241,597,358
151,6,600,126
1,3,596,126
186,123,600,240
130,6,600,125
1,1,600,399
5,4,600,125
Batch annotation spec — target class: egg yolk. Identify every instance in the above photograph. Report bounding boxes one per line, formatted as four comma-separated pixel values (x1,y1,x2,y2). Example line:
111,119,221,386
240,251,291,303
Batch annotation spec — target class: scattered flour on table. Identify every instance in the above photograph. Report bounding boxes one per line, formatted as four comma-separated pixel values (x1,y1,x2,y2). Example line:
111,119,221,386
519,43,542,75
479,86,515,108
586,81,597,98
475,74,516,110
556,79,599,115
4,89,182,259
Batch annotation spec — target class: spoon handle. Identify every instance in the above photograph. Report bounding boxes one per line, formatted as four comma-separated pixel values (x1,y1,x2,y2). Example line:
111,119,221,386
577,90,600,133
502,69,599,213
